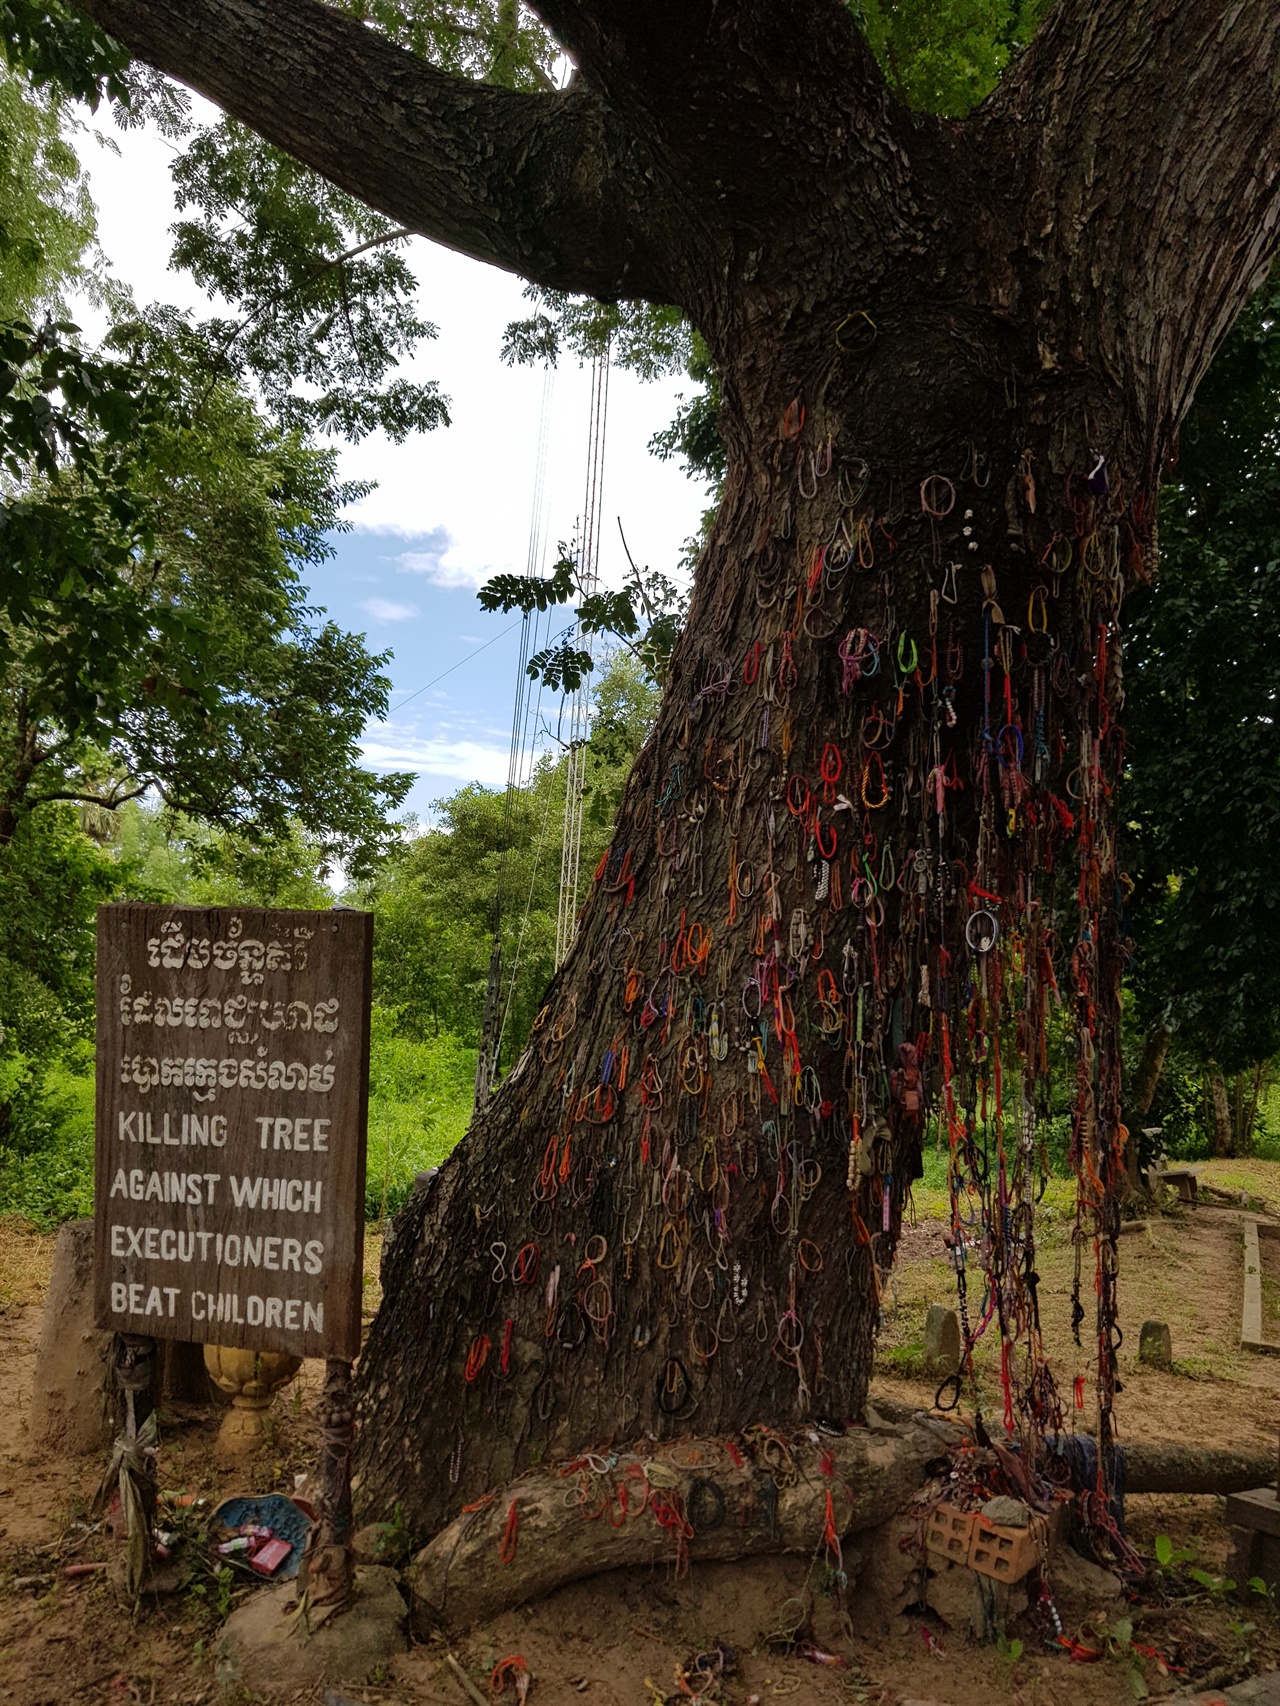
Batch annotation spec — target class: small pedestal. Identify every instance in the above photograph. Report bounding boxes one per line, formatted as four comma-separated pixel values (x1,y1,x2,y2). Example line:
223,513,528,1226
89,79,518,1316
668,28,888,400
203,1345,302,1460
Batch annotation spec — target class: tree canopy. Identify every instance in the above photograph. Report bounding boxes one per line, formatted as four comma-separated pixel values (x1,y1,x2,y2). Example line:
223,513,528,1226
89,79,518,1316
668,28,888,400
1125,272,1280,1075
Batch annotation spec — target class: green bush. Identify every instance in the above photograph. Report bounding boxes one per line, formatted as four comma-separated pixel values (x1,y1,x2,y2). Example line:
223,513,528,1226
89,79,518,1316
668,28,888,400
0,1056,95,1226
364,1008,475,1221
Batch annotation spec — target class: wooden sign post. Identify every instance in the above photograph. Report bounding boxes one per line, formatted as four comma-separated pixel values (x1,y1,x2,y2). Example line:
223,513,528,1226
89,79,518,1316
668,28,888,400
94,902,372,1602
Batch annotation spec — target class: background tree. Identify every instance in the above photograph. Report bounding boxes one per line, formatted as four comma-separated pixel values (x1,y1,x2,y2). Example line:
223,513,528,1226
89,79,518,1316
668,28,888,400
41,0,1280,1542
0,37,470,1215
365,652,657,1058
1124,271,1280,1159
0,316,412,867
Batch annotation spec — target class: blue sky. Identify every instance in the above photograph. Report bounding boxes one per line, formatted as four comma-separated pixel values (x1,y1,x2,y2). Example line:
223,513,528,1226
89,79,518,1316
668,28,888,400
77,105,708,820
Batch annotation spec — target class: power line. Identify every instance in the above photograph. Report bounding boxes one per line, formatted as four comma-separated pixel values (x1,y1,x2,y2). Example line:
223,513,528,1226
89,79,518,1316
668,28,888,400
388,621,521,716
476,367,558,1111
556,342,611,968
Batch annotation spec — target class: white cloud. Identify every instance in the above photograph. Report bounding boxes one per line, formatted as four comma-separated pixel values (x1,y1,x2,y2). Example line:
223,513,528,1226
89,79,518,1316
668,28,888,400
362,733,511,786
390,523,494,590
361,597,420,623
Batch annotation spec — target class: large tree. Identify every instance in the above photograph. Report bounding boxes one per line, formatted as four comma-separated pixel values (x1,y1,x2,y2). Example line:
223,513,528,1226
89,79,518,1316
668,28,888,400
57,0,1280,1538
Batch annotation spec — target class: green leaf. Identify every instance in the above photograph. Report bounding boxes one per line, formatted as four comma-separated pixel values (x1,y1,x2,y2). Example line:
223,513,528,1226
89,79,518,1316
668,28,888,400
577,588,640,640
477,557,575,614
1154,1534,1173,1567
525,639,594,693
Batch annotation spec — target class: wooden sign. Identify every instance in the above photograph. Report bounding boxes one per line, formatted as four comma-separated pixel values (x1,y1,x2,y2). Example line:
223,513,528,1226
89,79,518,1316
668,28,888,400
94,904,372,1361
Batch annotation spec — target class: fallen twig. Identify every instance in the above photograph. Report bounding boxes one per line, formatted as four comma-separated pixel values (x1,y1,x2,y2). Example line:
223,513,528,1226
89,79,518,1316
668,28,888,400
445,1651,489,1706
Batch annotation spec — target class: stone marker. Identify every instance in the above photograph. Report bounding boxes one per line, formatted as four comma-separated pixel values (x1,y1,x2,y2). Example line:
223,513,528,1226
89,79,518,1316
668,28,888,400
30,1219,112,1455
1139,1319,1173,1369
923,1304,962,1374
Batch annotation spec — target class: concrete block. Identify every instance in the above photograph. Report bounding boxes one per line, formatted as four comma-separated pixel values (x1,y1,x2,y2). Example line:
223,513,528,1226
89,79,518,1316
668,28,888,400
29,1219,112,1455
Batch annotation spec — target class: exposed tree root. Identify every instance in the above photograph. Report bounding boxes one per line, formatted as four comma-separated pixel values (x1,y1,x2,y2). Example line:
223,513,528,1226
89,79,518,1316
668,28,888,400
406,1414,954,1633
404,1409,1278,1633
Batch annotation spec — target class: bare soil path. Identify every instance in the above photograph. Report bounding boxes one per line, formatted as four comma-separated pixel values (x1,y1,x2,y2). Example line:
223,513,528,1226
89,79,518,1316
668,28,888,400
0,1166,1277,1706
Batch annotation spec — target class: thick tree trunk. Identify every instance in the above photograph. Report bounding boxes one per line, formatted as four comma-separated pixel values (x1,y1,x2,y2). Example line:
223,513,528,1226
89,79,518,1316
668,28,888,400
356,280,1136,1535
1209,1064,1232,1158
1132,1027,1171,1124
1234,1072,1247,1158
1125,1024,1171,1192
75,0,1280,1552
1244,1063,1267,1157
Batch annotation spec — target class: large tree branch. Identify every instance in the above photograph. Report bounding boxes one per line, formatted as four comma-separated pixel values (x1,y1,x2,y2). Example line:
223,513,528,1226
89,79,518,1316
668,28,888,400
73,0,683,301
530,0,921,266
985,0,1280,457
76,0,925,328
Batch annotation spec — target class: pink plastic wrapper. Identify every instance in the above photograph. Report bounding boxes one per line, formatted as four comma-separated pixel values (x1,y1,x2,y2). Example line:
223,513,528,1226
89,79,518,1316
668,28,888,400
249,1537,293,1577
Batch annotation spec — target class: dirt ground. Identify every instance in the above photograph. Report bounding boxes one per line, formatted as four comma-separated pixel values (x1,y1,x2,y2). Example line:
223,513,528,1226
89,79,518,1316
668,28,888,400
1,1162,1278,1706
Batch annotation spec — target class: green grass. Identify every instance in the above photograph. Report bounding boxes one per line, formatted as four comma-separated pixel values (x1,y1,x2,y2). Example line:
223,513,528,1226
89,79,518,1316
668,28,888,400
909,1131,1079,1227
0,1006,477,1229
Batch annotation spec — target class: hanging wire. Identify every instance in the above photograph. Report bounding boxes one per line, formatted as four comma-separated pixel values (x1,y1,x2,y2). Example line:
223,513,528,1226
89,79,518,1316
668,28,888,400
474,366,557,1108
555,342,611,967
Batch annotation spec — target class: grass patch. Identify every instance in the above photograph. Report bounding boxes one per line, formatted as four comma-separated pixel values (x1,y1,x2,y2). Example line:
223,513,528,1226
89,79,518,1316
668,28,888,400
909,1136,1079,1236
877,1341,929,1379
0,1215,57,1304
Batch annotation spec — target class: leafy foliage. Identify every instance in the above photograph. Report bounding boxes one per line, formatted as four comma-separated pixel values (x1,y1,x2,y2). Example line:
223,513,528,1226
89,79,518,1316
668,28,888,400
364,1009,475,1221
0,66,96,319
0,803,114,1197
502,291,692,379
0,318,201,798
1125,273,1280,1071
479,542,686,690
850,0,1046,117
361,653,658,1065
0,3,562,448
1,313,412,873
326,0,560,91
168,120,450,442
0,0,129,108
649,331,725,491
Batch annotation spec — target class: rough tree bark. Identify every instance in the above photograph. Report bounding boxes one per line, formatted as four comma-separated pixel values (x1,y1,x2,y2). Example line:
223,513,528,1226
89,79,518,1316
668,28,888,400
1131,1027,1171,1127
1124,1023,1171,1192
75,0,1280,1542
1210,1064,1233,1158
